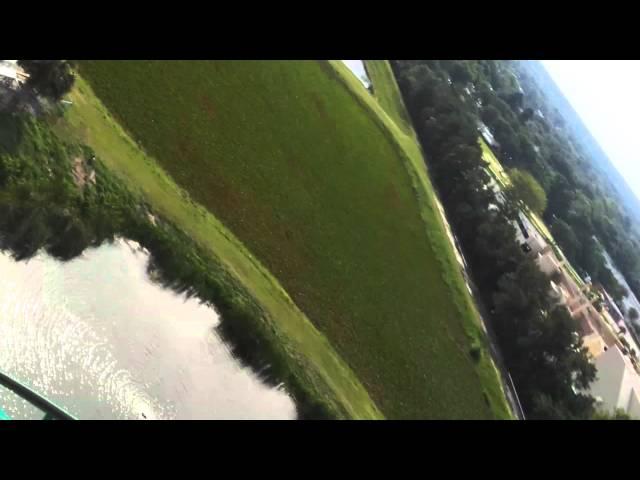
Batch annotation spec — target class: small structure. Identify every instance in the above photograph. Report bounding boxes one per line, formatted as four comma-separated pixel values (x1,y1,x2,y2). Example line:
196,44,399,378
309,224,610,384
477,121,500,149
583,332,608,358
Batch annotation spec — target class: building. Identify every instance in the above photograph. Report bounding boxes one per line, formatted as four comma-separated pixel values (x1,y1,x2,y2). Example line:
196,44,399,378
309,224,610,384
512,214,626,358
583,332,608,358
487,145,640,417
534,245,619,350
589,345,640,418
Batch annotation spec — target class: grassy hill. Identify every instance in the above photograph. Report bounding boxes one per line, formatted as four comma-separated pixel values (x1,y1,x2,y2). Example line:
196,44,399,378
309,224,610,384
358,60,510,418
73,60,509,419
363,61,414,135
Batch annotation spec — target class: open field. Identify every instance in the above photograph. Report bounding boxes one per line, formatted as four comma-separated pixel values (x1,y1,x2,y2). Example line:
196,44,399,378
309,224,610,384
357,61,511,418
74,60,509,419
55,76,382,420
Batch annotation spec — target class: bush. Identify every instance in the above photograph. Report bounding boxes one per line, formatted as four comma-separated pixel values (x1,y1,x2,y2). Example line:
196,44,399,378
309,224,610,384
507,168,548,216
469,344,482,363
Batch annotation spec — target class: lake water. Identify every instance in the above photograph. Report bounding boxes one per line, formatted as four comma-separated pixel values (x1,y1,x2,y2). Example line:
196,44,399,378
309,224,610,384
0,239,296,420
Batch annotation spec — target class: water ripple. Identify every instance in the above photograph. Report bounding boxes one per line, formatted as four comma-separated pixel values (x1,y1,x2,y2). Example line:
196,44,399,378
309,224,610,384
0,239,295,420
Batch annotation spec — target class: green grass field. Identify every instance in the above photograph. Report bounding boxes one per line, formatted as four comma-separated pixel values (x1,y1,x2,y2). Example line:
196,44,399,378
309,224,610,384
479,137,512,187
354,61,510,418
363,61,414,136
55,76,382,420
73,60,509,419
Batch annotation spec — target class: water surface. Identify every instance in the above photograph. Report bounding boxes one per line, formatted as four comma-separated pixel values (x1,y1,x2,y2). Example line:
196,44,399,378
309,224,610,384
0,239,296,419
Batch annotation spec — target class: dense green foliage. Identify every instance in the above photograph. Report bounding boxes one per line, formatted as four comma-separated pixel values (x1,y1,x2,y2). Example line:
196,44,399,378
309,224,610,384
18,60,75,102
507,168,548,216
0,112,116,260
393,60,597,419
470,60,639,311
77,60,505,419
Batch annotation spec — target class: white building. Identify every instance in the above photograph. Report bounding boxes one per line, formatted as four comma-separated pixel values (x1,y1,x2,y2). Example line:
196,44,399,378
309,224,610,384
478,121,499,149
589,345,640,418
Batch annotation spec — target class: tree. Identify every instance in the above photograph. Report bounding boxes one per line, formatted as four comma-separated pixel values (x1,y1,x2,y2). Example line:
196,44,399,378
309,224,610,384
578,236,605,281
507,168,548,216
598,266,628,305
18,60,75,102
481,105,501,125
551,219,580,263
444,61,473,85
519,135,537,166
502,91,524,111
471,214,524,291
491,118,519,163
629,307,639,322
520,107,534,122
477,81,494,106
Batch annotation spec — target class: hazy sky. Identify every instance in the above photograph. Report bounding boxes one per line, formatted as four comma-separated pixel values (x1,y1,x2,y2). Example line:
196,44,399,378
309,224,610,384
541,60,640,197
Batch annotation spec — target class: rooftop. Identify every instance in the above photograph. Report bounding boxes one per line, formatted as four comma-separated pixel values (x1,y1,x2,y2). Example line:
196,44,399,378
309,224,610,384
590,345,640,417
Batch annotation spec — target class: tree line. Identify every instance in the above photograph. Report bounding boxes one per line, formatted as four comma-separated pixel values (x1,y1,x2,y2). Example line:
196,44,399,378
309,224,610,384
473,60,636,309
392,60,597,419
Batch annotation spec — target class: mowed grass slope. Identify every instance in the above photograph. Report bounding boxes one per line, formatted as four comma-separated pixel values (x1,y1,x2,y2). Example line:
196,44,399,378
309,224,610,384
79,60,504,418
363,60,415,136
56,76,382,420
349,60,510,418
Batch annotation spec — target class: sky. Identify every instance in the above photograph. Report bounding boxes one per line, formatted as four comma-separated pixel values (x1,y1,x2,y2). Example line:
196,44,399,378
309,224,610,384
342,60,369,87
541,61,640,198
